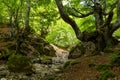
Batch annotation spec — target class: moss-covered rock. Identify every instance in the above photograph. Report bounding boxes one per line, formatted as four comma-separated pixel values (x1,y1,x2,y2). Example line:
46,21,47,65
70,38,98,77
40,55,52,64
69,41,96,59
69,43,85,59
7,55,33,73
23,36,56,57
0,49,14,60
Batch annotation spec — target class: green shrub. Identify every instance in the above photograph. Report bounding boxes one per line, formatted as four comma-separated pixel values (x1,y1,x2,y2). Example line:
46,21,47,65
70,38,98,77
99,70,115,80
109,54,120,66
96,64,111,71
7,54,33,73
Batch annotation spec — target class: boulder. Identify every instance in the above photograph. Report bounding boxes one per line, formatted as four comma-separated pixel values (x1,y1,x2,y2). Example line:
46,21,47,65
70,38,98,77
69,43,85,59
84,41,96,56
69,41,96,59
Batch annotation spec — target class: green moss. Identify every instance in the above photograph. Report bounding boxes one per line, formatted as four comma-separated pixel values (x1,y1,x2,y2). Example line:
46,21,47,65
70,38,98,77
40,55,52,64
63,60,80,69
96,64,111,71
70,60,80,65
48,76,56,80
7,54,33,73
0,49,14,60
113,49,120,54
63,61,71,69
103,47,113,53
109,54,120,66
99,70,115,80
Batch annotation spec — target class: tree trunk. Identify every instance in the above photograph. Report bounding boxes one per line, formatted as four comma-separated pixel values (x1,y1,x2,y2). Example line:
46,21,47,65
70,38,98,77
16,0,31,54
55,0,120,52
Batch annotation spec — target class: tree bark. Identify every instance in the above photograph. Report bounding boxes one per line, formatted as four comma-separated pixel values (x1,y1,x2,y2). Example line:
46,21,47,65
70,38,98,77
16,0,31,54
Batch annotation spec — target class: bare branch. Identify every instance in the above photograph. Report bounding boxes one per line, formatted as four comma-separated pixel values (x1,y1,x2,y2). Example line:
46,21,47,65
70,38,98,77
70,10,93,18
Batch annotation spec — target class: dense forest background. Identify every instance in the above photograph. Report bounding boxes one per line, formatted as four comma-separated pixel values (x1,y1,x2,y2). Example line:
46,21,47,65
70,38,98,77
0,0,120,50
1,0,120,80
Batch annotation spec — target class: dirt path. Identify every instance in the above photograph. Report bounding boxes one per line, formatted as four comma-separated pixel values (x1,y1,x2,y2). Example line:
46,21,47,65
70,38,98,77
56,44,120,80
57,54,111,80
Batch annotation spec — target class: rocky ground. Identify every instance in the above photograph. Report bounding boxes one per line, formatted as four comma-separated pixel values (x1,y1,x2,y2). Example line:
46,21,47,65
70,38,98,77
1,44,120,80
0,60,64,80
0,43,69,80
1,35,120,80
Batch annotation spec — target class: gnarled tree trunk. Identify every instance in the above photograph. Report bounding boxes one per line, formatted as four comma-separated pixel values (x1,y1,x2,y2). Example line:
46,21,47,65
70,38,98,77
55,0,120,52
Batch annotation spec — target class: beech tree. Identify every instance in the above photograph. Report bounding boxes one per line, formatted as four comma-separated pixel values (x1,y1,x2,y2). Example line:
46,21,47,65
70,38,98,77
55,0,120,51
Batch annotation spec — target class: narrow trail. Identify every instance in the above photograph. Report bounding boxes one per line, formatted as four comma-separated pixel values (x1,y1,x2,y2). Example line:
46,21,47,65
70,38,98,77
56,43,120,80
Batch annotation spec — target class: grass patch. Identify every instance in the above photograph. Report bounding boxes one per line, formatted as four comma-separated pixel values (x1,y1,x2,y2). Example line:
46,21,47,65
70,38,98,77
103,47,113,53
63,60,80,69
99,70,115,80
96,64,111,71
109,54,120,66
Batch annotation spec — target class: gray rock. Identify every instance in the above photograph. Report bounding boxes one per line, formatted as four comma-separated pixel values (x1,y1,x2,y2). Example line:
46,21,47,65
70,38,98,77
69,41,96,58
0,78,7,80
0,70,9,76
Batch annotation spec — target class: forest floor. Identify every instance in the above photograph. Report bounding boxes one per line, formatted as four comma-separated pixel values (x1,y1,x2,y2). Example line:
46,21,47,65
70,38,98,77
56,43,120,80
1,38,120,80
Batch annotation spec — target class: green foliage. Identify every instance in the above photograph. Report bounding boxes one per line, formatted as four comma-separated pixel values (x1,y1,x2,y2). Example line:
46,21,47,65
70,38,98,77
78,16,95,32
7,55,33,73
113,28,120,38
103,47,114,53
46,20,79,47
109,54,120,66
63,60,80,69
96,64,111,71
99,70,115,80
113,49,120,54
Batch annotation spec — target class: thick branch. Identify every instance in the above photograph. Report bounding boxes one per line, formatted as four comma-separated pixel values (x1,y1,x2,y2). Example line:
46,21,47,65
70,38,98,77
70,8,93,18
111,21,120,33
55,0,82,40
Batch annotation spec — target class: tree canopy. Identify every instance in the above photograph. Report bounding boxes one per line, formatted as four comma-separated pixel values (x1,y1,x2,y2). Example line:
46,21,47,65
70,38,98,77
0,0,120,51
